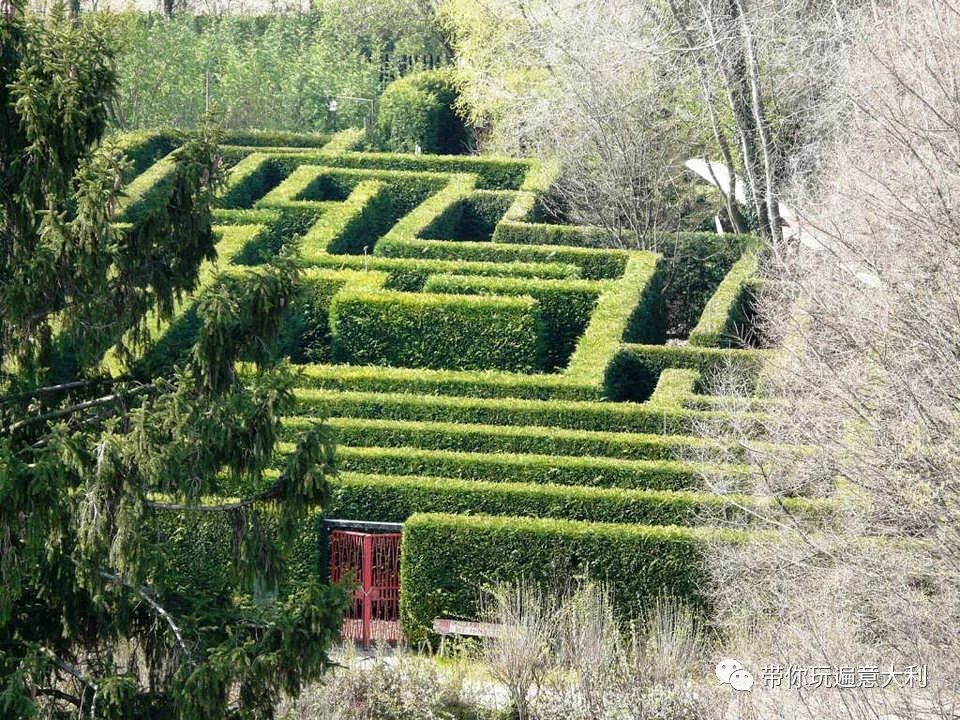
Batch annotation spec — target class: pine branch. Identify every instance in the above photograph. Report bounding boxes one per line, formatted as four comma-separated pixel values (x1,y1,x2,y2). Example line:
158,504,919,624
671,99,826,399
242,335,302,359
97,569,193,663
4,384,153,435
144,477,285,513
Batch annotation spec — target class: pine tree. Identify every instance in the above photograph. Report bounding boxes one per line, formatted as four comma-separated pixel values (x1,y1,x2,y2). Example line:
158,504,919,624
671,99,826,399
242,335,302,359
0,4,346,717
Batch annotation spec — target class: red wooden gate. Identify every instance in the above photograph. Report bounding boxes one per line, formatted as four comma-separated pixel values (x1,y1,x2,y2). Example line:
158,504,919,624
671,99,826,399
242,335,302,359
328,530,402,647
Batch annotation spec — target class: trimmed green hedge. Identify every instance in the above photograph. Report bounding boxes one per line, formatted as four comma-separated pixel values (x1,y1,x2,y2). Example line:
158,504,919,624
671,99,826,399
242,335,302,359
219,153,286,210
113,129,181,182
250,150,529,191
283,415,721,460
564,253,663,386
288,363,601,401
424,274,602,371
297,250,580,291
376,68,469,155
329,290,547,372
657,232,754,338
316,444,737,491
328,472,832,527
400,513,747,642
374,234,628,280
604,344,769,402
292,387,739,436
221,129,331,148
493,221,626,247
689,250,759,348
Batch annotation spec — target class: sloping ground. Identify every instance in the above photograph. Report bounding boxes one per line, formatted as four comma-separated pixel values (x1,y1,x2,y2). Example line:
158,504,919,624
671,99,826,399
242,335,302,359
111,128,823,641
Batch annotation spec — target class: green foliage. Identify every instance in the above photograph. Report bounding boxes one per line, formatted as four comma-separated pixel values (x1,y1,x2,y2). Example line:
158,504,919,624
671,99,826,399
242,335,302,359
424,274,602,370
287,415,721,460
374,234,629,280
400,513,745,643
293,387,738,435
0,11,346,717
322,444,733,491
329,472,831,527
657,232,753,338
688,249,760,348
289,363,601,400
376,68,469,154
604,343,769,402
329,290,548,372
113,13,398,132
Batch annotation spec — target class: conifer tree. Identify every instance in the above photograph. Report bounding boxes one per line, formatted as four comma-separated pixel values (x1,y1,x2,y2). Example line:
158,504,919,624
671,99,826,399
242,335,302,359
0,4,346,717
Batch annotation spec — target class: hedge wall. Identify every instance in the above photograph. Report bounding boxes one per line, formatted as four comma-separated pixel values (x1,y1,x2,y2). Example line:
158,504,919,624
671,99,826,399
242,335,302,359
297,251,579,291
293,387,738,436
329,290,547,372
399,513,747,642
603,344,770,402
318,444,735,492
289,363,601,401
327,472,831,528
376,68,469,155
374,235,628,281
218,153,285,210
282,415,723,460
564,253,663,387
688,250,759,348
268,150,529,190
424,274,602,371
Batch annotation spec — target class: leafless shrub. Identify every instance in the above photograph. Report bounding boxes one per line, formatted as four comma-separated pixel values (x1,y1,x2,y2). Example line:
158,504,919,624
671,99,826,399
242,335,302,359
277,643,479,720
480,582,561,720
696,1,960,717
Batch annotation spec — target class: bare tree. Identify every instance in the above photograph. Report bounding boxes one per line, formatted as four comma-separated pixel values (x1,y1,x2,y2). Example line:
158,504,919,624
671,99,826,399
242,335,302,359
698,1,960,717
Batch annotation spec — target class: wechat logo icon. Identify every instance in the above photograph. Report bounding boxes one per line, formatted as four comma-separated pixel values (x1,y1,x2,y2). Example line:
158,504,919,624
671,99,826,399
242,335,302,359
716,658,755,692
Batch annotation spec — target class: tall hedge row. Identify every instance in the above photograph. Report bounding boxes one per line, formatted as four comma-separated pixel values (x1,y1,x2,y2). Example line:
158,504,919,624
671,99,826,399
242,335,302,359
399,513,746,642
328,473,831,529
424,274,602,371
329,290,547,372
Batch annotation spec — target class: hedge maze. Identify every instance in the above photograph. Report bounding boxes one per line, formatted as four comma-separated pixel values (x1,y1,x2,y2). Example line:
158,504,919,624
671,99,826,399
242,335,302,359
113,128,821,641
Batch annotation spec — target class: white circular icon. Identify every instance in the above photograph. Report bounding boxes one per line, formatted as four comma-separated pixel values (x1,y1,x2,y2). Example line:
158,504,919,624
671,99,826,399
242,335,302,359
716,658,743,684
730,668,755,692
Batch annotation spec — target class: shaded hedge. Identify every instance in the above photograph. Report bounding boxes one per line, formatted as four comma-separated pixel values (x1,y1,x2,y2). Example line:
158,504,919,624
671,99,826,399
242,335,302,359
689,250,759,348
288,363,601,400
317,444,735,492
604,343,769,402
292,387,746,436
282,415,722,460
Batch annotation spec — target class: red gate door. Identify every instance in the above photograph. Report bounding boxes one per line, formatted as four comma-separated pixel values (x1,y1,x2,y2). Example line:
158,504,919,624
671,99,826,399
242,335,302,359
328,530,402,647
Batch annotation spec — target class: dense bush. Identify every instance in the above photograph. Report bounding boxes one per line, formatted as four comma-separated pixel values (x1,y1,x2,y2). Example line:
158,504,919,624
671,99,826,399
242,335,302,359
374,234,629,280
425,274,602,371
399,513,746,642
329,290,548,372
285,415,723,460
376,68,469,154
657,232,754,338
115,14,384,132
564,253,663,386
